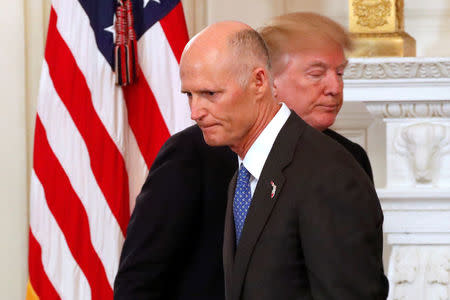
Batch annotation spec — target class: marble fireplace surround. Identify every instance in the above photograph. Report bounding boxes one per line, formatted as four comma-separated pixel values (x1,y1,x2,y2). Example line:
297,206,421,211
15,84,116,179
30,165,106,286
343,57,450,300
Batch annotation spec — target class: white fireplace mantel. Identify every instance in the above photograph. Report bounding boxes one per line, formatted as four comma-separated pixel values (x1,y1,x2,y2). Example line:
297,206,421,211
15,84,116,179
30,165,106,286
344,57,450,102
343,57,450,300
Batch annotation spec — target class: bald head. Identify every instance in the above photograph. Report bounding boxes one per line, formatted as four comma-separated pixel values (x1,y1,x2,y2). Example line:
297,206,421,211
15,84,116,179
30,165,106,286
183,21,252,54
181,21,270,86
179,21,279,157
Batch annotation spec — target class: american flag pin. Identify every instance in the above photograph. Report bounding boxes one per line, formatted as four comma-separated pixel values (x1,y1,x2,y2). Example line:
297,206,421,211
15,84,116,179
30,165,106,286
270,181,276,198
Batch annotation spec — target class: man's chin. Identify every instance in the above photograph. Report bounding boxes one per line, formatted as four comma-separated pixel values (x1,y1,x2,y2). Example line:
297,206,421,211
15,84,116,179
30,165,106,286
309,114,336,131
201,133,225,147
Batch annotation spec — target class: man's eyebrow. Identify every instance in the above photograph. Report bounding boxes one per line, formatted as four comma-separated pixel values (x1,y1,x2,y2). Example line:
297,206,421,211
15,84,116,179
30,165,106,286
306,60,348,70
181,89,217,94
307,62,327,68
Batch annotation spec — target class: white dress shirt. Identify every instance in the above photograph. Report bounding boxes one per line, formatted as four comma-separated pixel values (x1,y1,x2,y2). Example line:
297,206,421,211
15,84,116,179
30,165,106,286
238,103,291,197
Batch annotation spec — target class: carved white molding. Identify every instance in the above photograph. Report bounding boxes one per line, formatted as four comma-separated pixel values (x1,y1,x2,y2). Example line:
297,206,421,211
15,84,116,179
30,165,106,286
365,102,450,118
387,234,450,245
388,246,450,300
379,188,450,300
344,57,450,80
394,123,450,185
343,58,450,102
386,120,450,189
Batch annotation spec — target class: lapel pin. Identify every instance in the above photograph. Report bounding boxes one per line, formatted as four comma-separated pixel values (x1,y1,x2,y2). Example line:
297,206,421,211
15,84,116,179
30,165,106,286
270,181,276,198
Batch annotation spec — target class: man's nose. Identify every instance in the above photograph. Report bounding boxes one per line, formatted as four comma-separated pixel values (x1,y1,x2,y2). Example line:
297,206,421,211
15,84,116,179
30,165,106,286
190,96,207,121
324,72,342,96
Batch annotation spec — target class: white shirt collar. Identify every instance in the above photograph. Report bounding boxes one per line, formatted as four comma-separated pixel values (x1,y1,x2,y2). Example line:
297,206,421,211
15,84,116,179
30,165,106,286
238,103,291,180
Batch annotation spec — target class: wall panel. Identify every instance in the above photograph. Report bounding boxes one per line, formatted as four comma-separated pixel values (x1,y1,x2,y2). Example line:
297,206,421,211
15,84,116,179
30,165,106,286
0,0,28,298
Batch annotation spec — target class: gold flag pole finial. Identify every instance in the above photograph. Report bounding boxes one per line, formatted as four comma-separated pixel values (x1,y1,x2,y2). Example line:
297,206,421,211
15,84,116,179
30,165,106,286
348,0,416,57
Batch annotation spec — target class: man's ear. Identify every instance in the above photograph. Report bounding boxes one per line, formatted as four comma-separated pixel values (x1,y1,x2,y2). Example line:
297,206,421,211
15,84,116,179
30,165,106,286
253,67,269,94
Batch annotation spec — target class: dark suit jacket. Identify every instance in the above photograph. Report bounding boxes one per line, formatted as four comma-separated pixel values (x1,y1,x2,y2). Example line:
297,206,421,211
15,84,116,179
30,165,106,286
114,125,237,300
223,113,388,300
323,129,374,182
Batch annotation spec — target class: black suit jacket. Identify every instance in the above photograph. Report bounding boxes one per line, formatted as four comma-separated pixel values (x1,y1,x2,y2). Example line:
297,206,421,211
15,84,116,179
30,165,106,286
114,125,237,300
323,129,374,182
223,113,388,300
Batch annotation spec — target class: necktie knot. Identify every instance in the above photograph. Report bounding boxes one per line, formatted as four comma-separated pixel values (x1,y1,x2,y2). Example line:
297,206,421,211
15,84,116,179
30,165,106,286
237,164,251,183
233,164,252,244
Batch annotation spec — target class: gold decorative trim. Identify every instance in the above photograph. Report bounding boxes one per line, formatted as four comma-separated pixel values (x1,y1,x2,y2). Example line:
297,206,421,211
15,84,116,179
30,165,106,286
349,31,416,57
395,0,404,31
353,0,392,29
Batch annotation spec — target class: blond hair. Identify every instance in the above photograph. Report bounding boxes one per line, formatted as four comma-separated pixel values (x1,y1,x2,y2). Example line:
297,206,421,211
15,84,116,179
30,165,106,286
258,12,352,73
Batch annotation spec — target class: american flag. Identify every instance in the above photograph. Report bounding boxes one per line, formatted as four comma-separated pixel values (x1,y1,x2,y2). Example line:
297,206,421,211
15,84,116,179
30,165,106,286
27,0,192,298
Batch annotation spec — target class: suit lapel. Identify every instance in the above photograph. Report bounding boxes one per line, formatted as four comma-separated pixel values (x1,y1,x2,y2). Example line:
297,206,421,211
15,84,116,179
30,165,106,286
230,113,306,300
223,171,237,299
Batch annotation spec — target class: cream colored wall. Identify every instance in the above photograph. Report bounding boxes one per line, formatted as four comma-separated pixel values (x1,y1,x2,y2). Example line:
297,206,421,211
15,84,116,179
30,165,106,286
0,0,27,298
405,0,450,56
182,0,450,56
1,0,47,298
2,0,449,299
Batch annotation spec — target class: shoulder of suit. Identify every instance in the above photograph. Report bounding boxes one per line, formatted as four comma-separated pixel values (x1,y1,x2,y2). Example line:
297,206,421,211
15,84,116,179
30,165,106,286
293,125,361,164
157,124,236,166
156,125,204,154
165,124,202,144
322,129,367,155
274,115,353,167
289,126,373,186
148,125,202,171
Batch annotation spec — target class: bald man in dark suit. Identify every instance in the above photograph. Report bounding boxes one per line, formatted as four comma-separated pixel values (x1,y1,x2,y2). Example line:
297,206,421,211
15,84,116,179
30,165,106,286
181,20,388,299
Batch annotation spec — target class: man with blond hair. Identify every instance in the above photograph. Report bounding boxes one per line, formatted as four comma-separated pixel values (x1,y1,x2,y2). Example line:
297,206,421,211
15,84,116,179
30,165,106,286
259,12,374,181
181,20,387,299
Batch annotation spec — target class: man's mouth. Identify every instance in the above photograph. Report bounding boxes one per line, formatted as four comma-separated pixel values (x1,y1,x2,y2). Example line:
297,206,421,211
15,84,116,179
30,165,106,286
199,123,218,131
317,104,338,112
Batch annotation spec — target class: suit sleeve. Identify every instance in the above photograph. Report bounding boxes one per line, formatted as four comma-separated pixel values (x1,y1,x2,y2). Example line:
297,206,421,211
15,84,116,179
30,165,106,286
322,129,374,183
297,151,388,300
353,143,374,183
113,134,202,299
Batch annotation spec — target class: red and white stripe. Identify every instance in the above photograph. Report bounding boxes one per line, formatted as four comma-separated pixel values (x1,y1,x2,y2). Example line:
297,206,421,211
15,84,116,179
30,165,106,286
28,0,191,298
30,170,91,300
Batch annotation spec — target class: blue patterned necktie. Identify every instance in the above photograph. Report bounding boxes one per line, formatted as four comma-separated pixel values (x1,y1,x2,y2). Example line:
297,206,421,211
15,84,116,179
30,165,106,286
233,164,252,244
